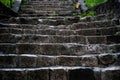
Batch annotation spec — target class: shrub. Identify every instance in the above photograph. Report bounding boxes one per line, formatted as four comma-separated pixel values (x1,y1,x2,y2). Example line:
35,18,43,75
84,0,107,8
0,0,14,8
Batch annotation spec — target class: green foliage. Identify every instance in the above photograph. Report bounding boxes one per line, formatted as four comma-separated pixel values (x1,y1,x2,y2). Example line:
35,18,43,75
21,0,29,4
0,0,14,8
84,0,107,8
20,0,30,11
74,0,107,17
0,0,28,8
76,11,96,18
82,11,96,17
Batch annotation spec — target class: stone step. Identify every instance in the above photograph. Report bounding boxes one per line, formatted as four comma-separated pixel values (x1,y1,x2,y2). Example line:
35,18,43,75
39,19,119,27
22,7,74,11
27,3,73,6
69,19,119,29
1,19,118,29
30,0,71,1
0,54,96,68
21,7,74,11
18,17,78,25
23,2,73,6
22,9,74,17
86,35,120,44
28,0,73,4
19,15,76,19
28,1,73,3
0,43,120,55
22,5,74,8
0,34,85,44
0,66,120,80
38,19,119,27
0,28,74,35
26,2,73,6
0,53,119,68
79,14,114,22
0,23,37,29
21,10,73,16
0,34,120,44
0,26,119,36
75,27,118,36
20,13,76,18
22,5,74,10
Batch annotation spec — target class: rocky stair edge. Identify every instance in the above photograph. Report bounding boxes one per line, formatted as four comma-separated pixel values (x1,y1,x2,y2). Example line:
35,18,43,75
0,53,119,68
0,66,120,80
0,43,120,55
0,33,120,44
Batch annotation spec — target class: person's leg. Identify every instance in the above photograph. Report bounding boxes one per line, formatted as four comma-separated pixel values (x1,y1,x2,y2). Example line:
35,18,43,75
79,0,88,12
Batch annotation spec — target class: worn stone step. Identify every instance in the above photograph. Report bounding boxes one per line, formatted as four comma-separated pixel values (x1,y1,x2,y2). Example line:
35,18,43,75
0,34,120,44
27,1,73,5
86,35,120,44
22,5,74,8
22,6,74,10
79,14,114,22
1,18,119,30
0,28,23,34
20,14,76,18
0,54,97,68
76,27,118,36
21,8,73,12
21,10,73,14
21,10,73,16
38,19,119,27
0,26,119,36
28,1,73,3
0,66,120,80
23,2,73,6
0,34,86,44
1,19,119,29
0,24,58,30
0,34,85,44
0,23,37,29
37,19,119,28
26,2,73,6
0,34,104,44
20,15,76,19
28,0,73,4
0,53,119,68
0,43,120,55
22,7,74,12
12,16,78,25
27,27,118,36
29,0,73,2
0,28,74,35
0,43,88,55
69,19,119,29
1,19,118,29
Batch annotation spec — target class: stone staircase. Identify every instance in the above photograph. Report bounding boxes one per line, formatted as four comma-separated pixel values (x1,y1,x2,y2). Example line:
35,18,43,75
20,0,75,17
0,0,120,80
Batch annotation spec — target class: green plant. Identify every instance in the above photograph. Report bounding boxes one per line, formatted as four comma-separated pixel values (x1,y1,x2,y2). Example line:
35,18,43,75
76,11,96,18
19,0,30,12
82,11,96,16
0,0,14,8
84,0,107,8
21,0,29,4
